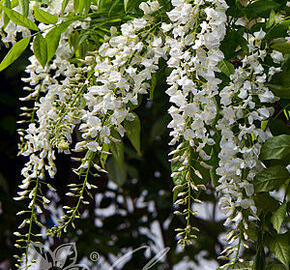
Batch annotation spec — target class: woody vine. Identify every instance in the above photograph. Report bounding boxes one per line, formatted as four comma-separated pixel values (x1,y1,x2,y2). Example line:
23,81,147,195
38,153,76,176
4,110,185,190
0,0,289,269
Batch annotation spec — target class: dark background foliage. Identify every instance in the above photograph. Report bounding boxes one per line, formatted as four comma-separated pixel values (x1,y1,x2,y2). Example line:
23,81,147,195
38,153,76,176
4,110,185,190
0,46,30,268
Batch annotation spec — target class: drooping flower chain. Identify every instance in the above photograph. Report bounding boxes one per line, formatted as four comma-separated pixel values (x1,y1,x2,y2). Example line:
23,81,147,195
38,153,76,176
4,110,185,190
164,0,228,247
48,1,166,237
15,1,165,268
216,30,283,266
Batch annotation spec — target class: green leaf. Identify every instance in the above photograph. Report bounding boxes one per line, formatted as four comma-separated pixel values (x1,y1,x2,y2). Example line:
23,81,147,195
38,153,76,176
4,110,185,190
254,166,290,192
61,0,70,14
171,160,186,186
266,264,286,270
266,84,290,99
261,120,268,131
219,261,255,269
3,0,11,29
260,135,290,160
269,119,290,136
148,73,157,100
33,6,58,24
45,21,72,64
269,233,290,268
271,202,287,233
246,0,280,18
265,20,290,41
0,36,31,72
266,9,276,29
10,0,18,8
217,60,235,77
254,193,280,213
220,30,248,59
247,222,259,242
78,0,84,14
69,31,80,51
1,6,38,31
108,0,122,17
84,0,91,14
226,0,244,17
20,0,29,16
109,130,124,172
33,34,47,68
45,27,61,64
173,185,184,203
73,0,79,13
124,0,129,12
124,113,141,155
191,160,211,185
271,43,290,55
107,157,127,187
100,143,109,169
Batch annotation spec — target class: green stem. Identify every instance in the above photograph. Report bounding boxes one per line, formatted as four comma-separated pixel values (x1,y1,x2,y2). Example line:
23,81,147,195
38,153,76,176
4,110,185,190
234,232,242,263
24,178,39,270
55,157,93,235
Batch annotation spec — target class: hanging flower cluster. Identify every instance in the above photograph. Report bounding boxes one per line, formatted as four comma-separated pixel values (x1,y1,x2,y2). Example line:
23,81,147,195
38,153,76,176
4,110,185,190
164,0,228,247
216,30,284,265
0,0,289,269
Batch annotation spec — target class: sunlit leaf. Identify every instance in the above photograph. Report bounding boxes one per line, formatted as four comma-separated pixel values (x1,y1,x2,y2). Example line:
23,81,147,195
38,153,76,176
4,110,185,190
217,60,235,77
260,135,290,160
33,34,47,68
0,36,31,72
20,0,29,16
271,43,290,54
2,6,38,30
254,166,290,192
271,202,287,233
33,6,58,24
124,113,141,155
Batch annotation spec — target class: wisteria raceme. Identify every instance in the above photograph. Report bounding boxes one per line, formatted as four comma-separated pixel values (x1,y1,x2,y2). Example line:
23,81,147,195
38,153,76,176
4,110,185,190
216,30,282,264
14,9,93,268
78,5,166,153
164,0,228,246
45,1,167,237
16,1,166,266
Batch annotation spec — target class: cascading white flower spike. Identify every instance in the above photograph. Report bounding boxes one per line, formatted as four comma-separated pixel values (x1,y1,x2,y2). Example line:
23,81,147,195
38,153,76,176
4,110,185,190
164,0,228,246
216,30,280,265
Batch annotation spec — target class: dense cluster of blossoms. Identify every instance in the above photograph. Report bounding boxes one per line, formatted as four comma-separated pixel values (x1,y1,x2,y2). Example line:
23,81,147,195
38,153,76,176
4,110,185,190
164,0,228,246
3,0,287,268
216,30,285,263
77,3,165,154
13,0,168,267
13,2,92,267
